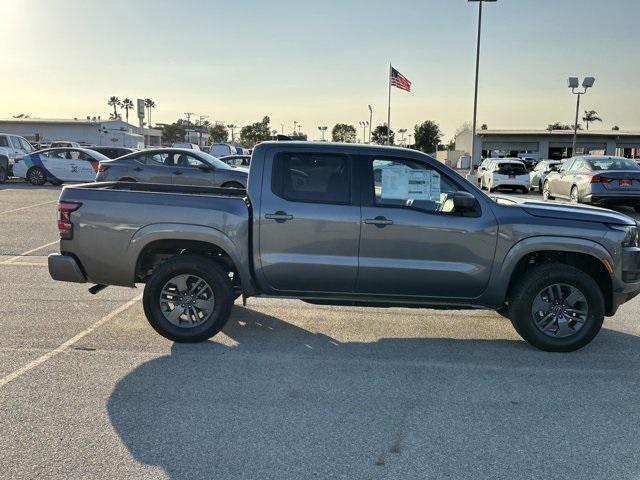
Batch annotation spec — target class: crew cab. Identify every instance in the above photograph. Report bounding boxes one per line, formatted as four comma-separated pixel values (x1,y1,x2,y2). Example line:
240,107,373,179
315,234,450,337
48,142,640,352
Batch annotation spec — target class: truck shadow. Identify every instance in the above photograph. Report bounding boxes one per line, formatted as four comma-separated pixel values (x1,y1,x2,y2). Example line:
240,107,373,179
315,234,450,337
108,306,640,479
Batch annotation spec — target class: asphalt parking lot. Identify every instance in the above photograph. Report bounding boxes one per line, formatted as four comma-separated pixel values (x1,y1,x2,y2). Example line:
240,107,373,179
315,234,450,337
2,181,640,479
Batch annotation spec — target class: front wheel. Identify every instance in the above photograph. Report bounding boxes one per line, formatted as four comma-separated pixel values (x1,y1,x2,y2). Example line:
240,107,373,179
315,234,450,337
143,255,235,342
507,263,604,352
27,167,46,186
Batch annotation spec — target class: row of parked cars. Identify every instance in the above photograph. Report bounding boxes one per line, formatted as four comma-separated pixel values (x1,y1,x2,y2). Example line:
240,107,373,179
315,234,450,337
0,133,251,188
477,156,640,211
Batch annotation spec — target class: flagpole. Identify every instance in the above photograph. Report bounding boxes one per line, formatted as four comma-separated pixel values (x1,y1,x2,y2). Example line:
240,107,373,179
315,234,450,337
387,63,392,145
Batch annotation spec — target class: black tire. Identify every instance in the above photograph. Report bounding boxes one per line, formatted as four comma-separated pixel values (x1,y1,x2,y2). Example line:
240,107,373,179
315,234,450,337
570,186,579,204
27,167,46,186
507,263,604,352
143,255,234,342
0,166,7,184
542,181,554,200
222,181,244,189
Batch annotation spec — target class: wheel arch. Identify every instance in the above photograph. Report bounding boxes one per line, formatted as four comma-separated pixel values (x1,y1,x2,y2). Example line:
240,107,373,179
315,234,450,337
128,224,255,296
488,236,615,315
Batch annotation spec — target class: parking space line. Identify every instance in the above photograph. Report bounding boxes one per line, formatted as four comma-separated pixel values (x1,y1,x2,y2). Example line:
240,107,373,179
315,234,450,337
0,200,56,215
0,240,59,265
0,294,142,388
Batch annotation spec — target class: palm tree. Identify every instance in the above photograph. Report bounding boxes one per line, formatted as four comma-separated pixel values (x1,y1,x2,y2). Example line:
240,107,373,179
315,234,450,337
582,110,602,130
144,99,156,127
121,98,134,123
107,96,121,119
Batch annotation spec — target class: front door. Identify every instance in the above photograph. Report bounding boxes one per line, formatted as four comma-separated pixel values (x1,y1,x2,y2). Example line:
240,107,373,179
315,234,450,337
135,152,177,184
171,152,216,186
356,156,498,299
258,151,360,293
550,158,575,198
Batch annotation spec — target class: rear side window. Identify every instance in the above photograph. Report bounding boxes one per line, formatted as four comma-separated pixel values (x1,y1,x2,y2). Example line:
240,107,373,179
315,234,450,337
496,163,526,175
272,152,350,204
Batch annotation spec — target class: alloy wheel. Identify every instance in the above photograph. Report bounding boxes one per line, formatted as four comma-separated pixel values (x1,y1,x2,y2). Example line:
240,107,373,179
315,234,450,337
531,283,589,338
159,274,215,328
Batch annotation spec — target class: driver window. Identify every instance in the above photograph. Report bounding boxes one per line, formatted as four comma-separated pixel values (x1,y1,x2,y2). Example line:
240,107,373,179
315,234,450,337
372,158,459,213
176,154,206,168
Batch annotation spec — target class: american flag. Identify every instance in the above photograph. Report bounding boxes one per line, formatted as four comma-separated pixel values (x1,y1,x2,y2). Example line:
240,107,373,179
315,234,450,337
390,67,411,92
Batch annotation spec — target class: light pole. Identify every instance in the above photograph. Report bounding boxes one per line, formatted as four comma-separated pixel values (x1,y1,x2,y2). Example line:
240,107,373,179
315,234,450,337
568,76,595,157
226,124,236,143
318,125,327,141
184,112,194,142
467,0,496,175
293,121,298,136
359,121,369,143
398,128,407,146
297,124,302,135
368,105,373,143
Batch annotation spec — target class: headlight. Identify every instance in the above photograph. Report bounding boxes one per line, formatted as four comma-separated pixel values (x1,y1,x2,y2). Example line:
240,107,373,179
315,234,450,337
612,225,640,248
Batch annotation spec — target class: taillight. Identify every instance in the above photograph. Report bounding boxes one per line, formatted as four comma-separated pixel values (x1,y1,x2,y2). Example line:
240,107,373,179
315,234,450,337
58,202,81,240
590,176,613,184
98,164,110,173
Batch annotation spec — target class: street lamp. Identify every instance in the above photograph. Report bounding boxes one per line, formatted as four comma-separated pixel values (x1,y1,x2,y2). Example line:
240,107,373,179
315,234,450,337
568,76,595,157
226,124,236,143
368,105,373,143
467,0,497,175
318,125,328,141
359,121,369,143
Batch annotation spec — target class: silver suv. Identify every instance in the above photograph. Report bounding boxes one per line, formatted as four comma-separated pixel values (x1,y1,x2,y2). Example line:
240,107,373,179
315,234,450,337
0,133,35,182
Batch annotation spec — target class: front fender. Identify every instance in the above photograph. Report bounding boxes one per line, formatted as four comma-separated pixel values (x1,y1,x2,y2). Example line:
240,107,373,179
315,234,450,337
126,223,254,295
481,236,614,308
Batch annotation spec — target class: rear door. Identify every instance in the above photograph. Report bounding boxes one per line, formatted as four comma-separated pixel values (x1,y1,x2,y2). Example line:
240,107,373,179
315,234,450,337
67,150,98,181
258,150,360,293
357,155,498,298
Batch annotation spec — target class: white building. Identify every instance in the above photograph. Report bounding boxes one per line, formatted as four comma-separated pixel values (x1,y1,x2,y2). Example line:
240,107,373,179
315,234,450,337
0,117,162,148
455,128,640,164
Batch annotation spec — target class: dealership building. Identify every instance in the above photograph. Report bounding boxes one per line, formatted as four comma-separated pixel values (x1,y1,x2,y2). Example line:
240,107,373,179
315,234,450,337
0,117,162,148
455,129,640,164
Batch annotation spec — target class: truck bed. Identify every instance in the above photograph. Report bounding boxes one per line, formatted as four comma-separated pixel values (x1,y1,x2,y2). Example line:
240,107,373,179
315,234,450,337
57,181,251,288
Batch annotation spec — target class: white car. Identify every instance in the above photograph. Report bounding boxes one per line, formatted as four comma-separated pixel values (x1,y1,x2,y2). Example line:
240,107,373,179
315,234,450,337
209,143,237,157
480,158,530,193
0,133,36,177
13,147,110,185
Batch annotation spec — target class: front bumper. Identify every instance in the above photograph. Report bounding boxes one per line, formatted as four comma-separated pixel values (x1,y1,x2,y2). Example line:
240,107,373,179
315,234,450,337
48,254,86,283
611,246,640,314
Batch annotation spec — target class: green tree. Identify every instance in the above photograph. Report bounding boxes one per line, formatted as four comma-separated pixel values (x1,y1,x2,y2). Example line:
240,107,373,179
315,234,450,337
107,96,121,119
161,122,186,144
209,124,229,143
121,98,134,123
413,120,442,154
612,125,620,131
547,122,572,131
582,110,602,130
331,123,357,143
239,116,271,147
371,125,394,145
144,98,156,127
480,123,488,130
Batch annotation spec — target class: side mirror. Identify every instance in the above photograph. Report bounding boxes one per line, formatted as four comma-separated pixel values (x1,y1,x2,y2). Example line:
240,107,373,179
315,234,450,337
452,191,476,211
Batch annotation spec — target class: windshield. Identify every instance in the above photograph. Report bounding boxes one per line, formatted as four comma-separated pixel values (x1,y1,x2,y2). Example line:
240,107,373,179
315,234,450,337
496,163,527,175
196,151,233,170
586,158,640,171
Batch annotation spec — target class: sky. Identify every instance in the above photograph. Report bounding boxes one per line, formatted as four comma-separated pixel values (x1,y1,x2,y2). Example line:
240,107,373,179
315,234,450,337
1,0,639,140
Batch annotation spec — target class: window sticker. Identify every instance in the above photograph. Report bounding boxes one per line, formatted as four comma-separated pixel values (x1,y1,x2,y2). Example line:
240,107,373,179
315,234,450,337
380,165,409,199
379,164,442,201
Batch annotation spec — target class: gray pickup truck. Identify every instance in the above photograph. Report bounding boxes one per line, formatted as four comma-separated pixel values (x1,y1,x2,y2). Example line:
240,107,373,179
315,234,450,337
48,142,640,351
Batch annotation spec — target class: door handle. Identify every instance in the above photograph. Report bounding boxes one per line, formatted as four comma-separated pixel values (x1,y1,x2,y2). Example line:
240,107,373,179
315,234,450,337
364,216,393,227
265,211,293,222
173,171,183,175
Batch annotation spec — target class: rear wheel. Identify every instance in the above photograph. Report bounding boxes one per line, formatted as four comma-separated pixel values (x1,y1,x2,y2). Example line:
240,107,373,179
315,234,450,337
570,186,579,204
507,263,604,352
143,255,234,342
542,181,554,200
27,167,46,186
0,166,7,184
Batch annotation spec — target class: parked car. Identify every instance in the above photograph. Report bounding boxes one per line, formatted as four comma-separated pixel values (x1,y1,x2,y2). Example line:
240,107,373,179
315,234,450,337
49,142,640,352
220,154,251,167
0,133,36,181
209,143,237,157
14,147,110,185
171,143,200,150
543,156,640,210
529,160,562,192
95,148,248,188
476,158,495,185
479,159,530,193
520,157,539,171
50,141,80,148
88,146,137,159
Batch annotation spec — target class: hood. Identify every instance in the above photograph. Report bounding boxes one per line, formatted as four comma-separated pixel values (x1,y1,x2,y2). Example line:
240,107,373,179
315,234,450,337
496,196,636,226
232,167,249,175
